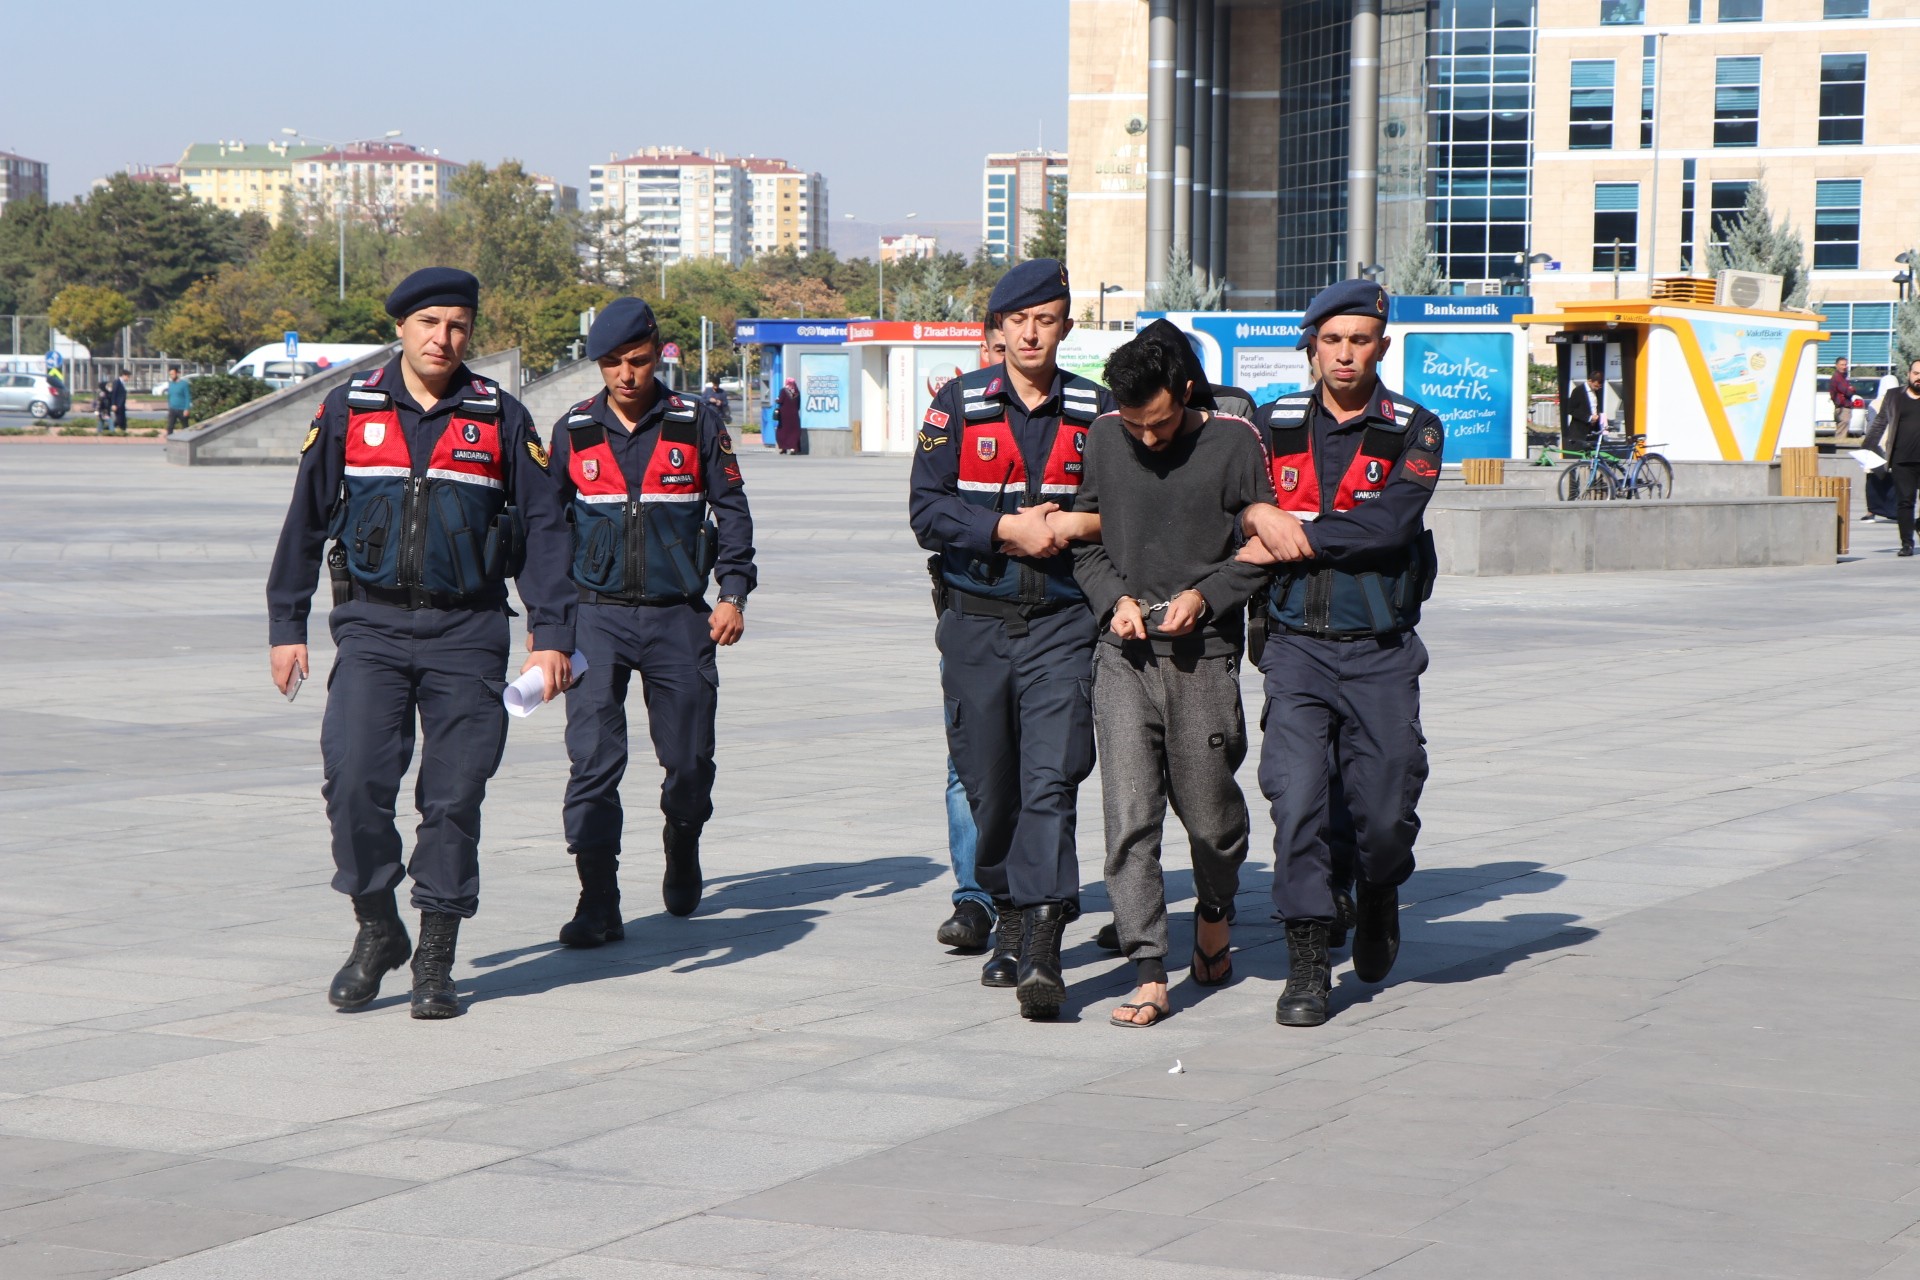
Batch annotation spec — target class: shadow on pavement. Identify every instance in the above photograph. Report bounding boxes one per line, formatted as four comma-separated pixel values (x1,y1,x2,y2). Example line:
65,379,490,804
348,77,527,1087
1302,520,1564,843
458,856,945,1003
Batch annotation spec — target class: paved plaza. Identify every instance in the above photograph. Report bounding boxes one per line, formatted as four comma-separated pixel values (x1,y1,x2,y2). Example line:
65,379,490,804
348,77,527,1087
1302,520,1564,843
0,441,1918,1279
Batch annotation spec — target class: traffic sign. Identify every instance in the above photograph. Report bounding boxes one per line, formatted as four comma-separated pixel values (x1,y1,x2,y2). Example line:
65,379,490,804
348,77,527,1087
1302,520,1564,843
661,341,682,364
284,330,300,359
44,351,63,369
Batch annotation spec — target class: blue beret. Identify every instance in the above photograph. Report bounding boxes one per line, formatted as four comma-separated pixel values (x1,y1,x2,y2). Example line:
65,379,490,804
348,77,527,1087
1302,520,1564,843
385,267,479,320
586,297,659,360
1296,279,1390,350
988,258,1070,316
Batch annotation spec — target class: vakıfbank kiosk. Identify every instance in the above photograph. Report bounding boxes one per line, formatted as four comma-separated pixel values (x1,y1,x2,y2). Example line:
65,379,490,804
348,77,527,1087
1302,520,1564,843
1517,292,1828,462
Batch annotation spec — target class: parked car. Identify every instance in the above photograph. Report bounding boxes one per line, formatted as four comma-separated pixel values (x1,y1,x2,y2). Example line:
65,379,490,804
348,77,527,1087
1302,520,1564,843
0,372,70,419
1813,374,1869,435
150,373,211,397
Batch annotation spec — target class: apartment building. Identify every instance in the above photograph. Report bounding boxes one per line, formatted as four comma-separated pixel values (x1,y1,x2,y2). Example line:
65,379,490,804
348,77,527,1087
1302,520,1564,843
588,148,750,265
175,141,323,223
294,142,461,222
744,158,828,257
983,150,1068,263
0,152,49,214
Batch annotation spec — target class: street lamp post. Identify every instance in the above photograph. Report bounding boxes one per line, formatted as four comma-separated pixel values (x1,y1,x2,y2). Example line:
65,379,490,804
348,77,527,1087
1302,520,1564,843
1897,252,1915,302
1098,282,1123,329
283,127,403,301
846,212,917,321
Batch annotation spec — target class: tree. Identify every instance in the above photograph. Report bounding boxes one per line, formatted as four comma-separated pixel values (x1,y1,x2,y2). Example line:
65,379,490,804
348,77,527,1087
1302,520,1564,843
1707,177,1809,308
1385,224,1445,296
890,256,979,322
49,285,135,354
1145,248,1225,311
52,177,248,310
1024,203,1067,262
151,264,322,363
1896,259,1920,369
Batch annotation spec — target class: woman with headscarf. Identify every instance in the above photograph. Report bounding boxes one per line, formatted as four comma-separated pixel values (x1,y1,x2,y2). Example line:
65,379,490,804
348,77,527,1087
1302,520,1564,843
775,377,802,454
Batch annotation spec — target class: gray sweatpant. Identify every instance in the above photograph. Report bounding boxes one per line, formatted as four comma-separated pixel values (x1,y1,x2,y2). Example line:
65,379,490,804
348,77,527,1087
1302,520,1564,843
1093,643,1250,984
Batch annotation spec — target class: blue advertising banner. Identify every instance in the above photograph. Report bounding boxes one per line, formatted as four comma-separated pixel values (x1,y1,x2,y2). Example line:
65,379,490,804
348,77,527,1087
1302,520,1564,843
733,319,849,345
1403,331,1515,460
798,352,850,431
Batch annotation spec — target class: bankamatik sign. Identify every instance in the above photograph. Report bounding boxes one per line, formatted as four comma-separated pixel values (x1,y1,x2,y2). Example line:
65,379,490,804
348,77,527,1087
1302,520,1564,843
1402,332,1514,461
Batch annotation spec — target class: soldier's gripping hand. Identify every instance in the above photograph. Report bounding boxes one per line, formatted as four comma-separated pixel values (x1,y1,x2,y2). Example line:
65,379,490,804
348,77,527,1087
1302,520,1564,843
710,601,745,646
1243,503,1315,562
270,644,309,695
996,503,1066,558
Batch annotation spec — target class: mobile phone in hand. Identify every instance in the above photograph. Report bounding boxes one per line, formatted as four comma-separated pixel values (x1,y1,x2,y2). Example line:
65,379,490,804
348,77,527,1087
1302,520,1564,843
285,666,305,703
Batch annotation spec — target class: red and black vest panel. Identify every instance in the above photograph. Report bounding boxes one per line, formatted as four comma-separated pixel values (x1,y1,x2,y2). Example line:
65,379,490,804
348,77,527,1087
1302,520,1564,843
1255,388,1434,639
565,395,714,601
329,368,510,598
941,366,1102,604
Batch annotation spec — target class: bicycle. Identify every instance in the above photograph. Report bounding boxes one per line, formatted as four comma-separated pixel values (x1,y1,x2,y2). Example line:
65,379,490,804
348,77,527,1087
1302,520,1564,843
1552,433,1673,501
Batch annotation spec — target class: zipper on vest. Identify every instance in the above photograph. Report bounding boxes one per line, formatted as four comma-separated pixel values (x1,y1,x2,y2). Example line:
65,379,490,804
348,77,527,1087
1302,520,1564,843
625,496,644,595
399,475,428,589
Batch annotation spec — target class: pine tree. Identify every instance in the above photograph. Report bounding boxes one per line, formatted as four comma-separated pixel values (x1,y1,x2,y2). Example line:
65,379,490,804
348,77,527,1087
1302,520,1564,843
1707,178,1808,307
1145,249,1225,311
1385,224,1445,296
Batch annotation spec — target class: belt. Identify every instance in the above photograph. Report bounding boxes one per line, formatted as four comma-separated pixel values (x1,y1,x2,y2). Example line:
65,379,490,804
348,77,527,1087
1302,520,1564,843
350,583,487,611
579,588,697,608
946,592,1072,621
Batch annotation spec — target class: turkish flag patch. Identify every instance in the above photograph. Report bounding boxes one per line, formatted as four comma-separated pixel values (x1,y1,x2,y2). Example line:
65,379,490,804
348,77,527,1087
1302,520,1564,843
924,409,949,430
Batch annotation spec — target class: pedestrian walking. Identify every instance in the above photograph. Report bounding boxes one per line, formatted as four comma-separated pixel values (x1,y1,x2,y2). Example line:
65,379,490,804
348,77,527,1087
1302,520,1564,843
1831,357,1857,439
1876,357,1920,556
94,379,112,434
1071,329,1271,1027
1237,280,1443,1028
545,298,757,939
933,320,1007,953
775,377,801,454
908,258,1111,1020
165,368,193,435
109,371,128,433
701,377,732,426
265,267,577,1020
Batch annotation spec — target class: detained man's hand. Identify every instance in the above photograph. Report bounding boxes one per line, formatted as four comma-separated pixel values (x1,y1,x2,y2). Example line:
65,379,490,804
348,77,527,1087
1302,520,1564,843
996,503,1066,558
1110,596,1148,640
1155,589,1208,637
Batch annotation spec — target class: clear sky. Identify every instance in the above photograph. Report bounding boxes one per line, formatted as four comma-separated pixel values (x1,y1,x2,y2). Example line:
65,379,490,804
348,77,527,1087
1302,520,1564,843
13,0,1068,258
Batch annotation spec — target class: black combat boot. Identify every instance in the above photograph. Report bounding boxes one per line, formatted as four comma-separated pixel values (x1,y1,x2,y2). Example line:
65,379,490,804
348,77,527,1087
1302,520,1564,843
980,901,1023,987
558,851,624,948
1016,903,1069,1020
1351,881,1400,983
936,899,993,951
328,891,412,1010
1275,921,1332,1027
409,912,463,1020
662,821,704,917
1329,885,1356,951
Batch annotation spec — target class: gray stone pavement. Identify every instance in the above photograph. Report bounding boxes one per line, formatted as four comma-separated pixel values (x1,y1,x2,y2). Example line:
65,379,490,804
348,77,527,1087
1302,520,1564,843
0,441,1918,1278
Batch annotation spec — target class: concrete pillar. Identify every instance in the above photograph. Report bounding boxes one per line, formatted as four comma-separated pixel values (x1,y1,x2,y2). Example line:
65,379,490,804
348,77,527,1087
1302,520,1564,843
1348,0,1382,279
1173,0,1195,266
1209,7,1230,285
1146,0,1177,296
1190,0,1213,281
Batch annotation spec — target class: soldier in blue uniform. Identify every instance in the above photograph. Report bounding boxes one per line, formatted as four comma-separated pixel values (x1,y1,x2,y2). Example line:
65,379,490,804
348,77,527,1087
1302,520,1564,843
267,268,576,1020
1238,280,1443,1028
908,259,1113,1020
545,298,756,941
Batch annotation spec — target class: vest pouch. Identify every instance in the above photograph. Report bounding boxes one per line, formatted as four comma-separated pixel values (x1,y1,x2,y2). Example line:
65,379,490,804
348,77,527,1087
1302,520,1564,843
697,520,719,581
642,503,705,598
485,506,526,580
580,515,619,590
428,483,486,597
350,496,393,576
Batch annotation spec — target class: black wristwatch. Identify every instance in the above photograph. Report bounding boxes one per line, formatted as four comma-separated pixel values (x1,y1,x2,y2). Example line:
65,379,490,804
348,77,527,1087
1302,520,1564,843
718,594,747,612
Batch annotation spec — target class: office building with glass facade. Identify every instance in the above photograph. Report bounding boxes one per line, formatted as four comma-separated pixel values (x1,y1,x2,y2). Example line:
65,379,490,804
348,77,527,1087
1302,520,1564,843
1067,0,1920,358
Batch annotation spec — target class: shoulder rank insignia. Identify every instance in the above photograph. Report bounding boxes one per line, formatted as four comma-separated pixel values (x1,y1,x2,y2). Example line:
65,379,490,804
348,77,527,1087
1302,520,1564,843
301,425,320,453
717,431,735,455
527,439,550,469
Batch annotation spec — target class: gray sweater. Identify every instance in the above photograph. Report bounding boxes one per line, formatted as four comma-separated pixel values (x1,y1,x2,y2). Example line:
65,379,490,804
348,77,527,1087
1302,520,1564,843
1072,411,1274,658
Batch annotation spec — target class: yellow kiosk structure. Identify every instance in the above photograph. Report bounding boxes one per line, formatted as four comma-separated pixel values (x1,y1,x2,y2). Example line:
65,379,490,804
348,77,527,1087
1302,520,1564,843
1519,280,1829,463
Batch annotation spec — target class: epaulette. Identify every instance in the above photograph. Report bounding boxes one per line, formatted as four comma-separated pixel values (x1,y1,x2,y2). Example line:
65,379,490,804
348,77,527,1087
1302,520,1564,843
345,368,390,412
457,376,500,420
1257,392,1314,428
959,365,1007,421
1060,373,1103,425
664,395,699,423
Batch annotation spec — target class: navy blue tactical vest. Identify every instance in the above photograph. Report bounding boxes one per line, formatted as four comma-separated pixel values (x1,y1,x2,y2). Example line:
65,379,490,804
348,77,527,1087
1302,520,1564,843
942,365,1103,604
564,394,716,601
328,368,513,599
1257,389,1436,638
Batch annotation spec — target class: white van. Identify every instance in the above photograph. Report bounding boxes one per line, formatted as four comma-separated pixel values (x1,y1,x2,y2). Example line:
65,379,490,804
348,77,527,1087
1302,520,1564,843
230,343,388,389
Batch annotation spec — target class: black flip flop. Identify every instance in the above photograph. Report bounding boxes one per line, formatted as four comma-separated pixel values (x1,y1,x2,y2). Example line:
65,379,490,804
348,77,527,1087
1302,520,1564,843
1109,1000,1170,1028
